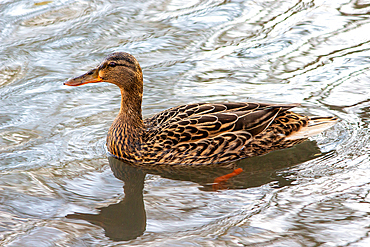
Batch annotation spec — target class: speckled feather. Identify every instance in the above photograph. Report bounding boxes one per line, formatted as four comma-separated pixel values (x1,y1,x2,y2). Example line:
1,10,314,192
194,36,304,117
64,52,337,167
107,102,331,166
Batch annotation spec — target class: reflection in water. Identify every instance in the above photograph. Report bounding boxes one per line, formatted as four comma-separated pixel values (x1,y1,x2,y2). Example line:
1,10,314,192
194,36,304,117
146,140,322,191
67,140,321,241
1,0,369,245
67,158,146,241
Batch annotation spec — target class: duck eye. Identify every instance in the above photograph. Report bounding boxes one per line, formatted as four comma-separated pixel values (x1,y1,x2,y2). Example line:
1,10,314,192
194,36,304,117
108,62,117,67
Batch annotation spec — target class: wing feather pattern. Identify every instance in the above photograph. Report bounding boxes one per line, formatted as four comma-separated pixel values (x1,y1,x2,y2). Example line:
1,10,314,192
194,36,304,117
137,102,317,165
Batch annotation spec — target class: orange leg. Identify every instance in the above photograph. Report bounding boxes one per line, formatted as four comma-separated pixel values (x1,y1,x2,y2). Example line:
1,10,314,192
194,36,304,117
212,168,243,191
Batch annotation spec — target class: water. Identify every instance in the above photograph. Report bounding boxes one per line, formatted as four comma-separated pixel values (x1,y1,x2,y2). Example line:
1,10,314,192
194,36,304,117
1,0,370,245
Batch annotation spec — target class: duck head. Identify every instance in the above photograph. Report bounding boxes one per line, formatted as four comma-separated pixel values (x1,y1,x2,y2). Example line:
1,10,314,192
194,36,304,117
64,52,143,95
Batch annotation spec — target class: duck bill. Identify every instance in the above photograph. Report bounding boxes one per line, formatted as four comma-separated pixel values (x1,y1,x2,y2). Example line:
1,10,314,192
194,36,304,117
64,69,103,86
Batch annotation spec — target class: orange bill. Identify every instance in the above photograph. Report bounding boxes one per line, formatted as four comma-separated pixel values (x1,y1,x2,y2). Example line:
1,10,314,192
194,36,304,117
64,68,103,86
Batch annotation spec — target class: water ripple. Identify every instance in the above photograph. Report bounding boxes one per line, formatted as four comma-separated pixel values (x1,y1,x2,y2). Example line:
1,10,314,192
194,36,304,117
0,0,369,245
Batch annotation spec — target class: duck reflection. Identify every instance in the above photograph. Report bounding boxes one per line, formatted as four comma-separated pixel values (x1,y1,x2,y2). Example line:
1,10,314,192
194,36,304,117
66,158,146,241
67,140,322,241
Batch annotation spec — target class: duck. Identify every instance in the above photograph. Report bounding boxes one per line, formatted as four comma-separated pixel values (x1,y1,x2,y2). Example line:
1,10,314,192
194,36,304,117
64,52,337,167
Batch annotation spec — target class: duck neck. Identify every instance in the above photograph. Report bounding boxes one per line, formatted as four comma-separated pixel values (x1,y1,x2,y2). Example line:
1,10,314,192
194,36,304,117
107,87,144,157
117,88,144,129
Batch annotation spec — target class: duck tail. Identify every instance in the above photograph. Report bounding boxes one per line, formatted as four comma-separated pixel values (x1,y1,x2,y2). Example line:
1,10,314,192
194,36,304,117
285,116,338,140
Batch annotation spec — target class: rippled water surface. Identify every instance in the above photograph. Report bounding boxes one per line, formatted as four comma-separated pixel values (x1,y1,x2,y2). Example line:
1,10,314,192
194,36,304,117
1,0,370,245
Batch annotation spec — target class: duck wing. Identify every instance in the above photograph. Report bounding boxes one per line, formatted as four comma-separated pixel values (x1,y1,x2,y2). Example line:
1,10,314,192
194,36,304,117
142,102,304,165
144,102,299,131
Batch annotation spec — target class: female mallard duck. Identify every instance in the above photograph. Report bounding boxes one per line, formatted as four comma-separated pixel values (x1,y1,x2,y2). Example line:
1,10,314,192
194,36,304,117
64,52,337,167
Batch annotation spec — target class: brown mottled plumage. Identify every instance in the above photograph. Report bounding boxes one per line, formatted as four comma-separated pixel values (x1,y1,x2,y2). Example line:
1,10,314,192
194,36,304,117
64,52,337,166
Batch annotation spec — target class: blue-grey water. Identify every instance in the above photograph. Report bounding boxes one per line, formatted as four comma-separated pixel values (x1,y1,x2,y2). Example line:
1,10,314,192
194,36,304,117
1,0,370,246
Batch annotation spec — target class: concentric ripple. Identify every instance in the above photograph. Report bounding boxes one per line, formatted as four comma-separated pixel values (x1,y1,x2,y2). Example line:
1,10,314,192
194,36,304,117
0,0,369,245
